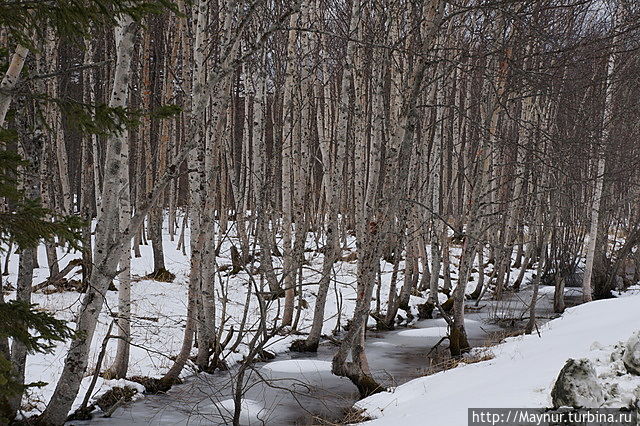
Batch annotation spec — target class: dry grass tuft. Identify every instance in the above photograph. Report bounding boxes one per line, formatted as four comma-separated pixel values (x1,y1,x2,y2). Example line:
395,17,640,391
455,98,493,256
421,347,495,377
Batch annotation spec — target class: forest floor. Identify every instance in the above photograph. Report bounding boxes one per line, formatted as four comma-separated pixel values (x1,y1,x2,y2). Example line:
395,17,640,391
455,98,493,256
3,215,634,424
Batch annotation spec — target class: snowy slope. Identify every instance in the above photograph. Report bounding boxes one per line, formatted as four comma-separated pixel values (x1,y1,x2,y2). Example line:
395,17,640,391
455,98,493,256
356,294,640,425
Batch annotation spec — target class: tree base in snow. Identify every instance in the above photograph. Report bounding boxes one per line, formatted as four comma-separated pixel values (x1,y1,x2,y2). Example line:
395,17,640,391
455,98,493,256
449,326,470,357
332,360,386,398
441,297,454,313
290,339,319,353
129,375,182,394
143,268,176,283
95,386,138,413
417,302,435,319
370,312,394,331
349,370,385,398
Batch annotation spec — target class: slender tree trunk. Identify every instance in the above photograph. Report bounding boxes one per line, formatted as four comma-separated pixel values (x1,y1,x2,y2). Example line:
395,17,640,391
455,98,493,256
280,9,300,326
294,10,344,351
526,227,548,334
332,0,446,395
104,122,133,379
6,108,42,418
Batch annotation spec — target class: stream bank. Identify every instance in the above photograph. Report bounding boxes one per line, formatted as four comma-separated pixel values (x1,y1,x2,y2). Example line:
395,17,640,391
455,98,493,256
68,287,569,425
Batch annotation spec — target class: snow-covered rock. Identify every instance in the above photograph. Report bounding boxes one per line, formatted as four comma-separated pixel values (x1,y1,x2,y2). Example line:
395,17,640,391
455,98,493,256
551,358,604,408
622,330,640,375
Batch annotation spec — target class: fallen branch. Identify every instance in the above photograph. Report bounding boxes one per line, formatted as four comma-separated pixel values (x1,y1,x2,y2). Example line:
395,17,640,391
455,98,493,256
33,259,83,292
426,336,449,358
102,396,126,418
321,334,342,345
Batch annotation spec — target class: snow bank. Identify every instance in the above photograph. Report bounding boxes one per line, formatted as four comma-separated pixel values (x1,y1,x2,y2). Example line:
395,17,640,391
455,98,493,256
355,294,640,425
582,339,640,408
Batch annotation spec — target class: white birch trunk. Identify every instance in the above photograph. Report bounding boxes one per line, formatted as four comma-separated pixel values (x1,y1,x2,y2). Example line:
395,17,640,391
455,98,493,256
0,45,28,127
582,9,619,303
105,124,132,379
39,15,137,425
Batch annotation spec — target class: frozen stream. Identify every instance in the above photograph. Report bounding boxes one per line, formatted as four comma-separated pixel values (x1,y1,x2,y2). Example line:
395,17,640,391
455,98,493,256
71,290,568,425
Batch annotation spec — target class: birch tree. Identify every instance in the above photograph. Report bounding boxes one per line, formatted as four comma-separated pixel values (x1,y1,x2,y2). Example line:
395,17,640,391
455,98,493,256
581,2,622,302
39,14,138,425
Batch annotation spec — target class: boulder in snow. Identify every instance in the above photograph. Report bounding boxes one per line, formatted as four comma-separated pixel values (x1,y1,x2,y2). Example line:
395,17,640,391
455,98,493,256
622,330,640,375
610,342,626,362
551,358,604,408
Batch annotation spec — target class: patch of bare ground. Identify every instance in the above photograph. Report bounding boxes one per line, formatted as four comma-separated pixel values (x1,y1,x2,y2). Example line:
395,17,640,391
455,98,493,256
289,402,372,425
421,346,496,377
314,407,372,425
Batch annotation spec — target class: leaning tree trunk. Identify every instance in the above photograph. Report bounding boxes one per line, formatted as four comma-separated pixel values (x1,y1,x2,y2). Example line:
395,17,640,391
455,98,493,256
38,15,137,425
294,19,345,351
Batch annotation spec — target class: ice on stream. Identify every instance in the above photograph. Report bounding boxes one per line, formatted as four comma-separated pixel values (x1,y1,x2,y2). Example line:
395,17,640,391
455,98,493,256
261,359,333,374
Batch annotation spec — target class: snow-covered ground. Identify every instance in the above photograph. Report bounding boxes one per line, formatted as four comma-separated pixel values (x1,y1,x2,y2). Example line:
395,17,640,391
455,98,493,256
5,218,361,414
4,215,496,418
11,213,629,423
356,293,640,425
